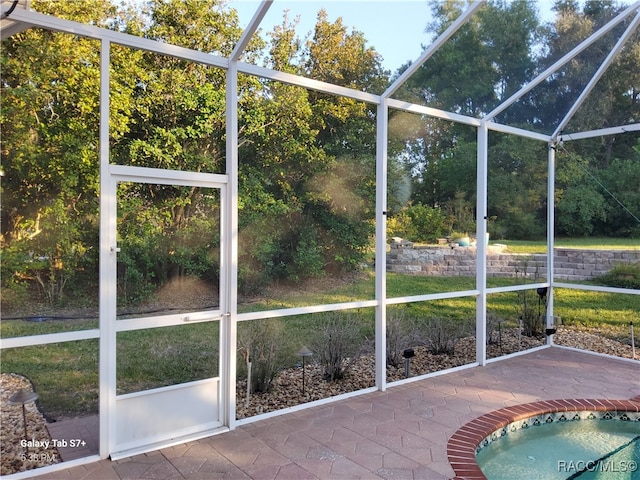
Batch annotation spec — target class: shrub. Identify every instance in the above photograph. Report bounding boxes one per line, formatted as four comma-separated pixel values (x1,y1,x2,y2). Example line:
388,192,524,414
594,262,640,290
513,257,544,337
515,289,543,337
309,312,362,381
237,318,292,393
387,203,448,243
386,309,422,367
421,317,471,355
289,225,325,281
486,312,505,345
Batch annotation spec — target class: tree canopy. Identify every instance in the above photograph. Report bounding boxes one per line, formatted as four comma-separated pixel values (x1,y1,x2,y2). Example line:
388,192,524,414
1,0,638,308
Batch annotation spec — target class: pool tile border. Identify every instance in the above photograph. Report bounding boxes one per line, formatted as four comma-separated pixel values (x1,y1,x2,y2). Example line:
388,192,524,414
475,409,640,455
447,395,640,480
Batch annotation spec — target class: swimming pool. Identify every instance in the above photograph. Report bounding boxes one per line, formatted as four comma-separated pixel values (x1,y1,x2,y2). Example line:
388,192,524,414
447,397,640,480
475,411,640,480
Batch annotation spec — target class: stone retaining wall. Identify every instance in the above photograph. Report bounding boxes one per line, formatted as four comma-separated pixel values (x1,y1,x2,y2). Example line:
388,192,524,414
386,241,640,281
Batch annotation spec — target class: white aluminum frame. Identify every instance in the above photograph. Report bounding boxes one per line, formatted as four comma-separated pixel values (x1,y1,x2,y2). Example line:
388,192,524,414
104,164,228,458
1,0,639,473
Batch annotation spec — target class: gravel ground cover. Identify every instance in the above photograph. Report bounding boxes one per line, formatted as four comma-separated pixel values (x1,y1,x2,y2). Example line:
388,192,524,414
1,374,61,475
236,327,638,419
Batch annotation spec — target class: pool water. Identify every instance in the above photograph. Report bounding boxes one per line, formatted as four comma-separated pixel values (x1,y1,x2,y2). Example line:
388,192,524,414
476,420,640,480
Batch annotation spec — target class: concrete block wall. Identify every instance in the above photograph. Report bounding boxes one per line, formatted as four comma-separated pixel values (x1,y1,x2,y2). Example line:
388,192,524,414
553,248,640,280
386,242,640,281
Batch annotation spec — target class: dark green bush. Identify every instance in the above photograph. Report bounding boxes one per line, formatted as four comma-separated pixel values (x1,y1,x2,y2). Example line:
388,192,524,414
387,203,448,243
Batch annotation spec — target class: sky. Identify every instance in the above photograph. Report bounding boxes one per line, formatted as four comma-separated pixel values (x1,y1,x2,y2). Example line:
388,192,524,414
229,0,435,73
228,0,559,74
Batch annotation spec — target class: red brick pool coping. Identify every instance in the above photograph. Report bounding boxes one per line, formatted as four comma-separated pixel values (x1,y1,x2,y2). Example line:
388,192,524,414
447,395,640,480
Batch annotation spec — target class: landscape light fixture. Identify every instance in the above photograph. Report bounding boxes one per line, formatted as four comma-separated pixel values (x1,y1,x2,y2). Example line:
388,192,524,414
8,388,39,441
402,348,415,378
297,346,313,395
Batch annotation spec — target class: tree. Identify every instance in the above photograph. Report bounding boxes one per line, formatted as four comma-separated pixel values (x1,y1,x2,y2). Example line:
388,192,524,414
236,10,388,287
597,145,640,237
538,1,640,238
534,1,639,139
1,0,125,305
403,0,541,118
390,0,543,238
487,134,548,239
392,0,638,241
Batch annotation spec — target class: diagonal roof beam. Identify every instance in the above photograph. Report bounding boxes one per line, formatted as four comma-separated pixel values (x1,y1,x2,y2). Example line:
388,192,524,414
485,1,640,122
229,0,273,62
3,7,230,67
552,10,640,141
1,0,32,40
558,123,640,142
382,0,485,99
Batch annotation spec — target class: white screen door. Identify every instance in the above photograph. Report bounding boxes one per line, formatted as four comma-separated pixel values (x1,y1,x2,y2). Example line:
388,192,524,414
103,165,228,459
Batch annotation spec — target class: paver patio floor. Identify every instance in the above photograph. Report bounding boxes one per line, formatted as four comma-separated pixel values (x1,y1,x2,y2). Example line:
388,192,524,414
25,346,640,480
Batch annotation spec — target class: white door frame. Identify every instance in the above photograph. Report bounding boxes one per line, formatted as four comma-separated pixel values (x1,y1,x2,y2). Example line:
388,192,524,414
100,164,230,459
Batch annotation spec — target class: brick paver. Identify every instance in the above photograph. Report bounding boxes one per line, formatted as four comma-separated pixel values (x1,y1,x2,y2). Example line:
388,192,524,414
25,347,640,480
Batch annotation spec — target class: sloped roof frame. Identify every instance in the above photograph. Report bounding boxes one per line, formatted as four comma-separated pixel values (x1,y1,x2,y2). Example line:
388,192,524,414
485,2,640,132
552,9,640,140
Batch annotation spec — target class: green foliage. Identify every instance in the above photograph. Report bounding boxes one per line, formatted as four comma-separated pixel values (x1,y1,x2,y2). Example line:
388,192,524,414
1,1,106,306
596,154,640,238
392,1,638,243
387,203,448,243
486,134,547,240
1,200,98,307
556,184,606,236
409,0,540,117
2,0,639,319
235,9,382,288
445,191,477,237
116,184,221,304
594,262,640,290
291,225,326,280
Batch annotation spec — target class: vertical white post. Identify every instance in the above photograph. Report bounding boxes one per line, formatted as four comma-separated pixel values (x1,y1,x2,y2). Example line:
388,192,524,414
476,121,488,365
375,99,388,391
546,143,556,345
98,38,116,459
224,61,239,429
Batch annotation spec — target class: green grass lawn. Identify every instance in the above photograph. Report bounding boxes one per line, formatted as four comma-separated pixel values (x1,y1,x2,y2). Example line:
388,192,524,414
2,269,637,419
498,237,640,254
